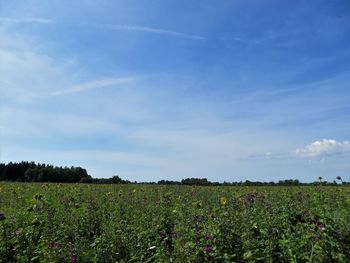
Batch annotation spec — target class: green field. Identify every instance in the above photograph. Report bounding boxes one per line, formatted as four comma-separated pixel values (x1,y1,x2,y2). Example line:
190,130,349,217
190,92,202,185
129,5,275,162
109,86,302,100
0,183,349,262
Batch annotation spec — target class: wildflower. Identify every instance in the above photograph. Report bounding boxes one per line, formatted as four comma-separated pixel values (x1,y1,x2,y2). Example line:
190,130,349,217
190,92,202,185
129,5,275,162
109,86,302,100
311,216,326,235
32,193,43,201
220,197,227,206
244,192,257,205
70,255,77,263
205,235,212,241
204,244,212,254
105,192,113,197
0,212,5,221
49,241,60,249
318,223,326,232
336,176,343,183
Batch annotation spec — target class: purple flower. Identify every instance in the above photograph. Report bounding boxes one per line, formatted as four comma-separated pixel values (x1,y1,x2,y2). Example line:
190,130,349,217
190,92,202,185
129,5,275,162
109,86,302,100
70,255,77,263
318,223,326,232
311,217,326,233
204,244,212,254
336,176,342,180
0,212,5,221
205,235,212,241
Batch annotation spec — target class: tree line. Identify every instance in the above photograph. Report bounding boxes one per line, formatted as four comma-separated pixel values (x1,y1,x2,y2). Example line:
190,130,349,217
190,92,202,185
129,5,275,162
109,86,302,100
158,178,307,186
141,178,347,186
152,178,347,186
0,162,128,184
0,161,347,185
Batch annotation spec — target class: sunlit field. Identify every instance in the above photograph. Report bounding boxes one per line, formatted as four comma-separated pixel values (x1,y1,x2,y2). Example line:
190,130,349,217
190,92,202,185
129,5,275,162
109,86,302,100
0,183,349,262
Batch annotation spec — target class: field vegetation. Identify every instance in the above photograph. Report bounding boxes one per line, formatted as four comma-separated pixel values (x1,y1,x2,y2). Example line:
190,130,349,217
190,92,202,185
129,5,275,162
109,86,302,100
0,183,349,262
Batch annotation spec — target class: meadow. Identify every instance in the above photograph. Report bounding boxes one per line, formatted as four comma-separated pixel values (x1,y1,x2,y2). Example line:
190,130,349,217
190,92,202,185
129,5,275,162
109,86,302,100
0,183,349,262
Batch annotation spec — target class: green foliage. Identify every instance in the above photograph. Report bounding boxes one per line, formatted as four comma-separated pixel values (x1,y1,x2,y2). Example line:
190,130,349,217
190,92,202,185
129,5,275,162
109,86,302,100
0,183,349,262
0,162,130,184
0,162,91,183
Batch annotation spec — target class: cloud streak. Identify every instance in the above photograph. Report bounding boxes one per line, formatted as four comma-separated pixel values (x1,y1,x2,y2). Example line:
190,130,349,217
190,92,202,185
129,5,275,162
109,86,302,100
99,24,204,40
0,18,203,40
0,17,54,24
50,77,135,96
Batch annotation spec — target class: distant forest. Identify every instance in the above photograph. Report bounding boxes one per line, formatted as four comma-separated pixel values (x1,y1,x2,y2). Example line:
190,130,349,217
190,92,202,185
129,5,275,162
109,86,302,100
0,161,129,184
0,161,347,185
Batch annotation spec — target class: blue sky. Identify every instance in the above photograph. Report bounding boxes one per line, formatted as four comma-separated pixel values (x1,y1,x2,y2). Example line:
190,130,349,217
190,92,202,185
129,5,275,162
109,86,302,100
1,0,350,182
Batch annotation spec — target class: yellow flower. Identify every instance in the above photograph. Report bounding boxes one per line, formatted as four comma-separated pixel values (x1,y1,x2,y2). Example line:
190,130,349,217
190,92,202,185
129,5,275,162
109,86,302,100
106,192,113,197
220,197,227,206
32,193,43,201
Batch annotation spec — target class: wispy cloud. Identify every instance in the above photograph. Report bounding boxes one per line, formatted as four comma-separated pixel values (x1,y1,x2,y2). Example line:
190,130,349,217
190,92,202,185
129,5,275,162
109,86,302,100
0,17,54,24
221,36,262,45
99,24,204,40
0,28,135,100
295,139,350,157
239,151,290,161
51,77,135,96
0,108,120,137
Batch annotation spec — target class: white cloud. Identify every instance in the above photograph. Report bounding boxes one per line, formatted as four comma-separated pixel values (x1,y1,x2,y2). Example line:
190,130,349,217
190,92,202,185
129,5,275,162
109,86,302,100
99,24,204,40
295,139,350,157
